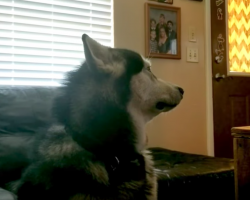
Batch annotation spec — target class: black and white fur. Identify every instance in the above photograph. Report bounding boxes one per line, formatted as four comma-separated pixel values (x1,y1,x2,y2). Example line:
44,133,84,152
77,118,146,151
2,34,184,200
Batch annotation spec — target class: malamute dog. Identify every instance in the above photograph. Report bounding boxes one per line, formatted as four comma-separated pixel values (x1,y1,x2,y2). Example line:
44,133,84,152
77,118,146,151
4,34,184,200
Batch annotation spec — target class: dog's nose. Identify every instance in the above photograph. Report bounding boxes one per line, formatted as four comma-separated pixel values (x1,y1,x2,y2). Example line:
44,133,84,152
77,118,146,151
178,87,184,95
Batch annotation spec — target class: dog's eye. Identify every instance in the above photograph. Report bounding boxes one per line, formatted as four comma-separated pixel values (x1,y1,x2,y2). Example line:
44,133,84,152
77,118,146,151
146,66,151,72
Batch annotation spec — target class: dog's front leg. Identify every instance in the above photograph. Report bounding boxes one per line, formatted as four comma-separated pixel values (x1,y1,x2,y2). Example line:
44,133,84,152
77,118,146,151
143,150,158,200
145,173,158,200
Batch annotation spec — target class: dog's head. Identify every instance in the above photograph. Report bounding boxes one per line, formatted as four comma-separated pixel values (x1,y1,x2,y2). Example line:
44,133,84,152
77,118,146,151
81,34,183,121
54,34,183,152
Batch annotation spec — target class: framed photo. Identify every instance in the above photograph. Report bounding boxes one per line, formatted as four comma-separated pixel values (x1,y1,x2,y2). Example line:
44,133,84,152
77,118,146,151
145,3,181,59
148,0,173,4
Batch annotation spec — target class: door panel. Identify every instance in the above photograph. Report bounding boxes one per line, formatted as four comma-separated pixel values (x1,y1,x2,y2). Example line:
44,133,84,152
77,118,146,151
230,95,249,127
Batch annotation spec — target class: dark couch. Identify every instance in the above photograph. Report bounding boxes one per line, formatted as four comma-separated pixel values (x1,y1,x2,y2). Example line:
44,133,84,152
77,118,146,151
0,86,235,200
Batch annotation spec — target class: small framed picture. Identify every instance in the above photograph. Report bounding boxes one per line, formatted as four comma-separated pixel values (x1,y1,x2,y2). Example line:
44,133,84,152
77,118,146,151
145,3,181,59
148,0,173,5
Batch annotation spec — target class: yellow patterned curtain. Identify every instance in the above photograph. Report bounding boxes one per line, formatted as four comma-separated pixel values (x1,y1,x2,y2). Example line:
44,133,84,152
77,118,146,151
228,0,250,73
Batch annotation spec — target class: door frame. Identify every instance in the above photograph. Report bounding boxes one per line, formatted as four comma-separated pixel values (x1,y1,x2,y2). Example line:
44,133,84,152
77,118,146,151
205,0,214,156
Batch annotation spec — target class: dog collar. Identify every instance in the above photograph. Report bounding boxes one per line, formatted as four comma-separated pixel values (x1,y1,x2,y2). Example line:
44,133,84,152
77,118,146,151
65,127,141,172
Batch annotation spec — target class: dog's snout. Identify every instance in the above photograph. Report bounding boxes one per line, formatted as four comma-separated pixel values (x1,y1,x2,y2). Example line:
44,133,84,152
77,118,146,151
177,87,184,95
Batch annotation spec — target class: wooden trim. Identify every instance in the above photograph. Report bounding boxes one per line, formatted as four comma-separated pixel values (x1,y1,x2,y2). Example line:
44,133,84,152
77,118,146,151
231,126,250,134
205,0,214,156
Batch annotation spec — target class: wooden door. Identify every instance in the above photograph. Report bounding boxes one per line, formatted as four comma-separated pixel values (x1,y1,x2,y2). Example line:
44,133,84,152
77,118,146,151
211,0,250,158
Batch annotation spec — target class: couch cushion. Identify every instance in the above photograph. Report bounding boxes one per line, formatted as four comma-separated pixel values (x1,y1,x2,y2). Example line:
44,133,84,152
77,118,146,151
149,147,235,200
0,86,60,134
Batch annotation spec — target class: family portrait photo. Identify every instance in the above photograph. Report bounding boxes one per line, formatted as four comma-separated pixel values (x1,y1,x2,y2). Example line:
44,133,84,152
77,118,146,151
149,0,173,4
145,3,181,59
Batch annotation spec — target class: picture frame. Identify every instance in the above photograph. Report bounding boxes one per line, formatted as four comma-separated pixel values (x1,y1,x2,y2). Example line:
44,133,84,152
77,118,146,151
145,3,181,59
148,0,173,5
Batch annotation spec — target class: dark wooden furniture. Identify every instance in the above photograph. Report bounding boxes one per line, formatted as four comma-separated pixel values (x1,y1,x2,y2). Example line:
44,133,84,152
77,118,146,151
232,126,250,200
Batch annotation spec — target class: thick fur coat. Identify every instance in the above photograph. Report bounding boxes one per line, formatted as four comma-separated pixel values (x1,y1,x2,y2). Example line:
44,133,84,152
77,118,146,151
1,34,183,200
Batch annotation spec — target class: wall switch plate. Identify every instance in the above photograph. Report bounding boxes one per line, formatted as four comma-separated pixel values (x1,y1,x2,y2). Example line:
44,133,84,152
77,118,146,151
187,47,199,62
189,26,196,42
192,48,198,62
187,47,193,62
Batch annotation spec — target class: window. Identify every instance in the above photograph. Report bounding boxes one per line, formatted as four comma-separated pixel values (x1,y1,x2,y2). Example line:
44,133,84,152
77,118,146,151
227,0,250,74
0,0,113,86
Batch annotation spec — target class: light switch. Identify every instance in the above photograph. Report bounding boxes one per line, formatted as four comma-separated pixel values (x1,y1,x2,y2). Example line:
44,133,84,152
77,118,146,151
193,48,198,62
189,26,196,42
187,47,199,63
187,47,193,62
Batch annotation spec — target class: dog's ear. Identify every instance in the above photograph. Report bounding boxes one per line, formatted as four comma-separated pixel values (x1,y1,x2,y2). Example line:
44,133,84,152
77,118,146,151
82,34,113,73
